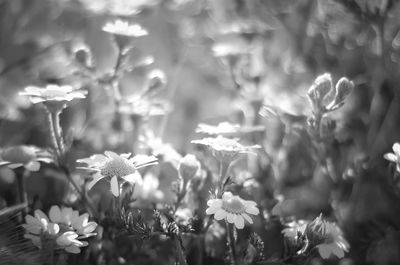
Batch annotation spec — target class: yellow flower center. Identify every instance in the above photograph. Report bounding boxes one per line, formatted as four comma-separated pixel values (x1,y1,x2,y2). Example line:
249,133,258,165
100,156,136,178
222,197,246,214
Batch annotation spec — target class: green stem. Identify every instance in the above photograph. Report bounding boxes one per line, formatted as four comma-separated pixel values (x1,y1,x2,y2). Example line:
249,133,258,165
47,112,61,157
174,236,188,265
16,169,28,216
217,161,230,197
225,221,237,265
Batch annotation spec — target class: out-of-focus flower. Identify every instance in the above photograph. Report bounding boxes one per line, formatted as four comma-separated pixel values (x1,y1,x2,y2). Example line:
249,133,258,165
103,20,148,49
307,73,333,112
139,131,182,164
282,220,308,239
178,154,200,181
305,215,349,259
191,136,259,164
384,142,400,172
132,173,165,204
119,97,171,118
23,207,97,254
19,85,87,112
77,151,157,196
0,145,53,172
206,192,259,229
103,20,148,37
196,122,265,137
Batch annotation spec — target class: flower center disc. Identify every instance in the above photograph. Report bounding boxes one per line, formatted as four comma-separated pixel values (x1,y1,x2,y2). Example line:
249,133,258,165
100,157,136,178
222,197,245,214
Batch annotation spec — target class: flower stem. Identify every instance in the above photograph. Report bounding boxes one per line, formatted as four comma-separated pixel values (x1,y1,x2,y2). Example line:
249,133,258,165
46,111,62,158
174,235,188,265
217,161,230,198
16,169,28,216
225,221,237,265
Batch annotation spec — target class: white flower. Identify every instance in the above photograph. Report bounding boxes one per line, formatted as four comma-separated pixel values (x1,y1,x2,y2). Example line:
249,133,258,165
384,142,400,172
77,151,157,196
206,192,259,229
0,145,53,172
20,85,87,104
23,206,97,254
103,20,148,37
191,136,259,164
196,122,265,137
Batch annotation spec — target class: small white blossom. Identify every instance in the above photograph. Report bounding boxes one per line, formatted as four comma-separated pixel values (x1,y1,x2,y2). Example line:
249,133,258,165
103,20,148,37
77,151,157,196
0,145,53,172
384,142,400,172
206,192,259,229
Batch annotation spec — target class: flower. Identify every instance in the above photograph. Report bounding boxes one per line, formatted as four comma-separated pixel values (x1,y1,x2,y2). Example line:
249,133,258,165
131,173,166,205
191,136,259,164
0,145,53,172
196,122,265,137
206,192,259,229
178,154,200,181
77,151,157,196
102,20,148,37
384,142,400,172
102,20,148,49
304,214,349,259
19,85,87,112
23,206,97,254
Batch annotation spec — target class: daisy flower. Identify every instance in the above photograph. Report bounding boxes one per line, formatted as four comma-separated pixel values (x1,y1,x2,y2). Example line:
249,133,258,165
196,122,265,137
102,20,148,37
384,142,400,172
191,136,259,164
77,151,157,196
23,206,97,254
102,20,148,49
0,145,53,172
304,214,349,259
206,192,259,229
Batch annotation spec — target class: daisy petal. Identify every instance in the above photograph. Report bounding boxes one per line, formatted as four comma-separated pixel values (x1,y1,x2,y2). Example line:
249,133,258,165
233,214,244,229
214,209,227,220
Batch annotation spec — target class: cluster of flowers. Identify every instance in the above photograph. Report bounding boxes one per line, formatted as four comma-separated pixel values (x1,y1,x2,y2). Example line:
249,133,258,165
23,206,97,253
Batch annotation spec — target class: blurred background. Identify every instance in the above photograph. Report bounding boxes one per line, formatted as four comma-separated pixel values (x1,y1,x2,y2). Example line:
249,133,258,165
2,0,400,264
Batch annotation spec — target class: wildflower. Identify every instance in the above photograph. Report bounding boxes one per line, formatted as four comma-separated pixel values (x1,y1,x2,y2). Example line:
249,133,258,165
77,151,157,196
196,122,265,137
0,145,53,172
282,220,308,239
102,20,148,49
206,192,259,229
23,206,97,254
178,154,200,181
304,214,349,259
307,74,354,114
384,143,400,172
131,173,166,205
191,136,259,164
19,85,87,112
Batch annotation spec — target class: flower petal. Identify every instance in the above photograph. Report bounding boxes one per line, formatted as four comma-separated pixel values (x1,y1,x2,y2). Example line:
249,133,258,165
24,161,41,172
233,214,244,229
87,173,104,190
214,209,227,220
49,205,62,223
110,175,120,197
393,143,400,155
241,213,253,224
384,153,397,162
65,245,81,254
226,213,235,224
245,206,259,215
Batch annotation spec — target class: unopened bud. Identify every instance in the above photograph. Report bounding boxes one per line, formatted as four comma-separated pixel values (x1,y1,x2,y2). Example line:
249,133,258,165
307,73,333,110
334,77,354,104
146,69,167,95
178,154,200,181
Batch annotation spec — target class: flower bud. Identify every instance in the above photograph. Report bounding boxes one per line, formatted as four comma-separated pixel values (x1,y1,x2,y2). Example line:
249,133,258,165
307,73,333,110
178,154,200,181
334,77,354,104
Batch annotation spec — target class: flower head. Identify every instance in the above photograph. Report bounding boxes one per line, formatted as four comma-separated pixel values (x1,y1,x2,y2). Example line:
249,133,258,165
23,206,97,254
0,145,53,172
191,136,259,164
19,85,87,112
304,215,349,259
178,154,200,181
103,20,148,49
77,151,157,196
206,192,259,229
384,142,400,172
196,122,265,137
